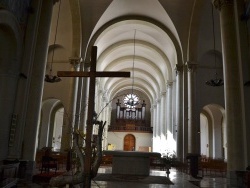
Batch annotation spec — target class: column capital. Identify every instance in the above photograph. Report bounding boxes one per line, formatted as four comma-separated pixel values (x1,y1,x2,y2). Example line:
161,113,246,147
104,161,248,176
69,57,82,70
101,90,108,98
98,89,103,95
84,61,90,70
166,81,173,88
161,91,167,97
53,0,60,5
186,61,197,72
96,78,100,86
156,98,161,103
212,0,233,11
175,64,183,76
102,96,108,103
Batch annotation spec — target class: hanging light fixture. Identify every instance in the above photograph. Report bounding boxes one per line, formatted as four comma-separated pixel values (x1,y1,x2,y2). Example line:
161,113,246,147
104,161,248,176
45,0,62,83
205,3,223,87
124,30,139,109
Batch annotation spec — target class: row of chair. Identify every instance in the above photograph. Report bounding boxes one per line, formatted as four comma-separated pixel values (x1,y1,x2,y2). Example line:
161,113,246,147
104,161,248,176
36,148,68,173
200,157,227,177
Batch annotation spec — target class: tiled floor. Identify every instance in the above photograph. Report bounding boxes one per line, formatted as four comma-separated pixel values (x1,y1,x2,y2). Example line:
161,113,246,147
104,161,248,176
16,167,228,187
91,167,227,188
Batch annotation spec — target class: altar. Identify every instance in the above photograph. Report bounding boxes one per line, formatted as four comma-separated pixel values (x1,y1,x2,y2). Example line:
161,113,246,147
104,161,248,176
103,150,161,176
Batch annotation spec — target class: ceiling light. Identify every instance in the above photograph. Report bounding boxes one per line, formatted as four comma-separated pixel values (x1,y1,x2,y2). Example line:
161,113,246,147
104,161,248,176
45,0,62,83
205,3,223,87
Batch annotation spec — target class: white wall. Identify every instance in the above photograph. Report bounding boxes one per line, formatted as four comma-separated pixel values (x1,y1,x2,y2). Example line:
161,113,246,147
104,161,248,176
52,108,64,151
106,132,152,151
200,114,209,157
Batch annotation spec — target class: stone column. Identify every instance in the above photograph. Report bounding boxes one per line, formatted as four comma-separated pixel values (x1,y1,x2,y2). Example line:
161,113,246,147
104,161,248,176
21,0,57,178
186,61,198,154
116,99,121,119
213,0,247,180
95,79,101,113
72,57,82,130
61,57,81,151
103,106,112,150
155,98,161,153
94,81,100,116
150,107,154,135
79,66,90,134
166,81,173,134
0,14,21,160
160,91,167,137
152,103,157,152
160,91,167,153
101,98,108,149
150,107,153,152
166,81,175,152
175,65,184,161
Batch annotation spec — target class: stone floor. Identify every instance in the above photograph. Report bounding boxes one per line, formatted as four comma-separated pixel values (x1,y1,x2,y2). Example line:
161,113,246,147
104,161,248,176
16,166,228,188
91,167,227,188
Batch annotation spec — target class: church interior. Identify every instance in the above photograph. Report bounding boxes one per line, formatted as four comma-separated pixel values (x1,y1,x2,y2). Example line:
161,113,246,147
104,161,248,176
1,0,250,187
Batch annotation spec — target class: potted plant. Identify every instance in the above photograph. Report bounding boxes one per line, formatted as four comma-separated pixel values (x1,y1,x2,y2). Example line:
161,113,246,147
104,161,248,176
162,152,177,177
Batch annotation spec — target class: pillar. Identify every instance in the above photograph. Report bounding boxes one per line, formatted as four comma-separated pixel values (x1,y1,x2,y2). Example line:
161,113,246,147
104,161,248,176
175,64,184,161
155,98,161,153
101,97,109,149
152,103,157,152
142,100,146,120
0,11,21,160
21,0,58,178
166,81,173,134
61,57,81,151
116,99,121,119
160,91,167,153
213,0,247,183
72,57,82,130
79,66,90,134
166,81,175,152
186,61,198,154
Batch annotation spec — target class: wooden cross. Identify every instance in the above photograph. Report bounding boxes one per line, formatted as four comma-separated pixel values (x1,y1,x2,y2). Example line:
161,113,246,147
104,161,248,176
57,46,130,188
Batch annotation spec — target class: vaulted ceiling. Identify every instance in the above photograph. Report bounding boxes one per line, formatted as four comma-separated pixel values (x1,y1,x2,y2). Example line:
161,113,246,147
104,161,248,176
49,0,219,106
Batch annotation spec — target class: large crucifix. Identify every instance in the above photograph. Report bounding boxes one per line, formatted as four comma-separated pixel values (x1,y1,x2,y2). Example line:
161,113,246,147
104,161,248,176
57,46,130,188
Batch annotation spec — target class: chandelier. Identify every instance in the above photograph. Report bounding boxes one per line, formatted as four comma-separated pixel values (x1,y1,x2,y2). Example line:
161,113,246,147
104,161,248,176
206,73,224,86
45,0,62,83
205,3,223,87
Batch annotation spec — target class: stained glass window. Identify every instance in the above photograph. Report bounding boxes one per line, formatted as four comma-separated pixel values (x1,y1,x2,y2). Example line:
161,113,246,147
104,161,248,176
123,93,140,108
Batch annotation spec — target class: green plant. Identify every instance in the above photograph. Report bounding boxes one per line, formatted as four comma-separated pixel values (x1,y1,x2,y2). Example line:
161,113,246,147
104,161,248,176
162,151,177,166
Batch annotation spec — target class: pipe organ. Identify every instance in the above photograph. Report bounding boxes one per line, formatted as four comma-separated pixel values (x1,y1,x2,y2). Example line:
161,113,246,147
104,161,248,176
116,99,146,120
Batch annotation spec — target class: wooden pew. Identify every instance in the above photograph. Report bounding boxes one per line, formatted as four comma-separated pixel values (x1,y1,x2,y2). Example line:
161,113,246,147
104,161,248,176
36,149,68,172
200,157,227,177
0,162,19,188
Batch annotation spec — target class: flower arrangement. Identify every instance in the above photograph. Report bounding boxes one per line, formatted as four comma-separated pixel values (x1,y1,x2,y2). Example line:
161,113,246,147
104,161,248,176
162,151,177,166
162,151,177,176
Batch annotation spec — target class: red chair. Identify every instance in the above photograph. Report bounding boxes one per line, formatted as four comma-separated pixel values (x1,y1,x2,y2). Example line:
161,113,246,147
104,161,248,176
40,156,58,173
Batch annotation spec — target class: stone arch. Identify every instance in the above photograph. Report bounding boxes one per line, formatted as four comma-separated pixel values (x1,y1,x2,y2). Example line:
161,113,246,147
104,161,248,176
68,0,82,56
39,99,64,150
200,110,213,157
201,104,225,159
0,9,22,160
